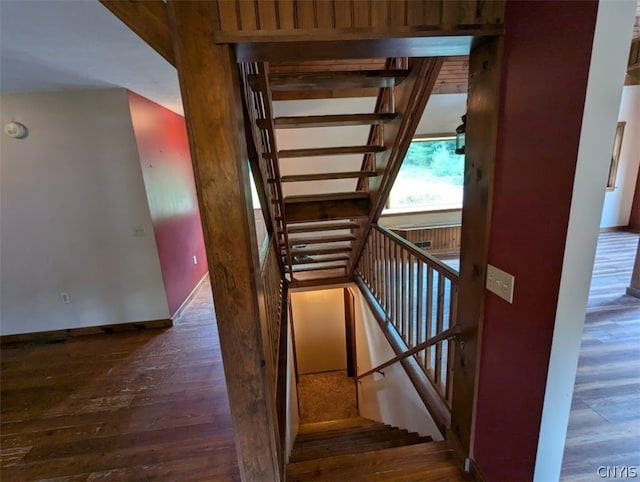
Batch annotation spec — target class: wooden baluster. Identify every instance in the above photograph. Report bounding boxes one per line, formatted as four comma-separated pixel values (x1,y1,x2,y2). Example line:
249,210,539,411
434,274,445,388
417,259,424,365
394,242,402,334
375,230,383,301
446,283,459,403
371,232,377,295
397,243,404,338
425,266,434,374
408,253,415,349
398,245,407,343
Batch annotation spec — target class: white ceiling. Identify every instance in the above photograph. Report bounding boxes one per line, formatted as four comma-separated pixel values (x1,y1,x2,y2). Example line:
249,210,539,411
0,0,183,114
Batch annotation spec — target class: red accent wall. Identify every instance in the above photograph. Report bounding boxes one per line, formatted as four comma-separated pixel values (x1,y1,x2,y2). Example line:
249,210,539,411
128,91,208,316
472,2,598,480
629,171,640,231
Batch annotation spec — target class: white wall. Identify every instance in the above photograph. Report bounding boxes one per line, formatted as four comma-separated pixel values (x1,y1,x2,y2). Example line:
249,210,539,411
0,89,169,335
534,2,636,481
352,287,442,440
291,288,346,374
600,85,640,228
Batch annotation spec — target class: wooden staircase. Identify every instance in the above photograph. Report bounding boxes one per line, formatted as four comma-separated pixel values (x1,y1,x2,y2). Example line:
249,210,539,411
287,418,471,481
241,56,443,287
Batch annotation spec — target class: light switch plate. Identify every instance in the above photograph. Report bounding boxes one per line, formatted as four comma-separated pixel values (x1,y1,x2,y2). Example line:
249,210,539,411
486,264,515,303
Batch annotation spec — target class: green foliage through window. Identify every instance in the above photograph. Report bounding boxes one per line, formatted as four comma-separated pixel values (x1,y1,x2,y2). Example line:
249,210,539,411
387,137,464,210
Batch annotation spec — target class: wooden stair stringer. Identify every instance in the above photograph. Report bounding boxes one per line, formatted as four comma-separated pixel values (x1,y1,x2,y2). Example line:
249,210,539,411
348,56,445,277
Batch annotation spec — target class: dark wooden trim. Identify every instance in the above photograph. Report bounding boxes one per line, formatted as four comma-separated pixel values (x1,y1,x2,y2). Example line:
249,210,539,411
599,225,631,233
450,34,504,458
1,319,172,345
289,276,353,290
275,281,290,482
100,0,175,66
354,276,450,434
344,288,357,378
168,3,279,480
285,197,370,223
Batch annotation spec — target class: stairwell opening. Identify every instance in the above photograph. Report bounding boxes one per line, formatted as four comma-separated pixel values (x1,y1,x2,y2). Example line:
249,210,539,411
290,288,358,424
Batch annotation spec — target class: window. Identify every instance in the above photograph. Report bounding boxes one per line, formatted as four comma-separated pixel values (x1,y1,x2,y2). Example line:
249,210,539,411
386,137,464,212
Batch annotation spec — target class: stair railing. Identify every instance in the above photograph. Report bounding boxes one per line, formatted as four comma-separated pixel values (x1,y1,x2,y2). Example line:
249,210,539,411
357,324,461,380
355,225,460,415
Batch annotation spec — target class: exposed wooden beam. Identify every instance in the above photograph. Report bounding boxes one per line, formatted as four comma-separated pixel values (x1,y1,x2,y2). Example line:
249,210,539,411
167,2,278,480
285,198,370,223
100,0,175,67
448,35,504,459
249,70,408,92
289,276,353,289
272,88,379,101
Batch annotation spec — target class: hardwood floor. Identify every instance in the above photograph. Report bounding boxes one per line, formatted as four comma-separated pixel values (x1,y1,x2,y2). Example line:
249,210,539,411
0,279,241,481
2,233,637,481
561,231,640,481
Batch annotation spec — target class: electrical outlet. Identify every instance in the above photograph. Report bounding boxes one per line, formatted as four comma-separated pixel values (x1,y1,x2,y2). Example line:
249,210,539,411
60,292,71,304
192,255,198,265
486,264,515,303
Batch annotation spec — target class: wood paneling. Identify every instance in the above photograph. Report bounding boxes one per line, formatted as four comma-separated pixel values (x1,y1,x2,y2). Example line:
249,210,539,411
213,0,504,43
391,224,462,255
433,56,469,95
168,3,279,480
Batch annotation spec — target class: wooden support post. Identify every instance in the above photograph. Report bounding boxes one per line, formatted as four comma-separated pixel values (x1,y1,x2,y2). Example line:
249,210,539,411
168,2,279,481
448,35,503,459
626,239,640,299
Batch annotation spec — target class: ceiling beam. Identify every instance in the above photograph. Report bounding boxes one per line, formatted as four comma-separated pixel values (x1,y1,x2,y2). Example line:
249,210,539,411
100,0,175,67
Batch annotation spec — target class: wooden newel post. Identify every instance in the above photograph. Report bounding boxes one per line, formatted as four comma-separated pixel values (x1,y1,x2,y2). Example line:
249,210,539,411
626,239,640,299
168,2,279,481
449,34,503,460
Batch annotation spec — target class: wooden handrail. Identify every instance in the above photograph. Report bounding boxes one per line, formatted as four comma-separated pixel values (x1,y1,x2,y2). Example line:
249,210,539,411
373,224,459,280
357,324,462,381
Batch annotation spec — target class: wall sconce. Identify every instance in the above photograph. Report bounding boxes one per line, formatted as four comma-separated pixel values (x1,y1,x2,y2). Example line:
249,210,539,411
455,114,466,155
4,121,28,139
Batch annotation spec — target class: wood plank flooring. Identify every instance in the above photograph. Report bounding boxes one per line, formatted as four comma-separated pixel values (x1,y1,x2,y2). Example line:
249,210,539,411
561,231,640,481
1,279,240,481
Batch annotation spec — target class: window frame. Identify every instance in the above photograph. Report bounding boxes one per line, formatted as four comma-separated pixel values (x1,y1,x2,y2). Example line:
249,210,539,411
384,134,464,214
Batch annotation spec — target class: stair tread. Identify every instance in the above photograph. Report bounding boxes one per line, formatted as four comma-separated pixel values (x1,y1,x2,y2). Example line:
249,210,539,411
294,427,428,443
287,441,454,481
281,170,376,182
290,436,433,463
289,234,356,245
277,145,386,159
291,246,352,256
287,221,360,233
294,423,392,441
249,69,409,92
285,192,369,204
289,264,347,273
272,112,397,129
297,417,378,434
